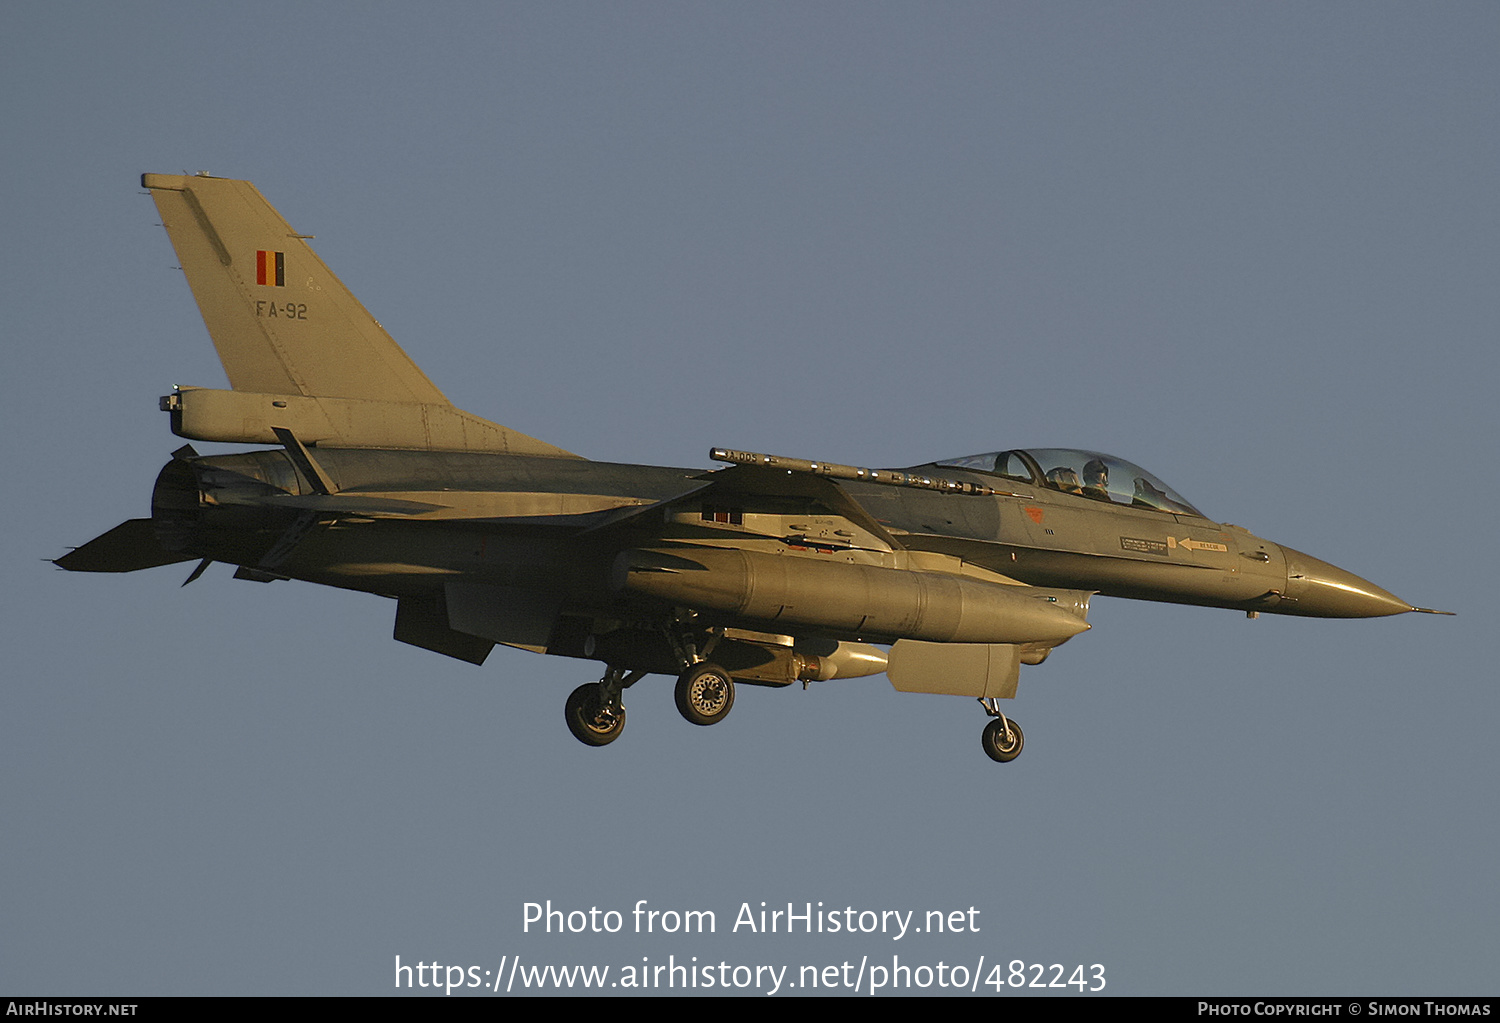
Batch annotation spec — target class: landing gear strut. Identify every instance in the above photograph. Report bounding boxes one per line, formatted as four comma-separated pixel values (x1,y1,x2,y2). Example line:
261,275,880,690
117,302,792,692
662,615,736,727
978,698,1024,763
564,667,643,747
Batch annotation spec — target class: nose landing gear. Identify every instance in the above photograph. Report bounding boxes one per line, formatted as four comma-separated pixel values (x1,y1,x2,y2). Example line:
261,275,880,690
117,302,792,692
978,698,1024,763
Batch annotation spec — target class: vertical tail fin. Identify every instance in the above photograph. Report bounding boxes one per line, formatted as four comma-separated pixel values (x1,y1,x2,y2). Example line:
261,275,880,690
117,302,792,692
144,172,446,404
143,173,578,457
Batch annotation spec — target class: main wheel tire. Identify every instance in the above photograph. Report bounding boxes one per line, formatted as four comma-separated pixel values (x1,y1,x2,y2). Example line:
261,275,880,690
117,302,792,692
981,718,1024,763
674,664,735,726
565,683,626,746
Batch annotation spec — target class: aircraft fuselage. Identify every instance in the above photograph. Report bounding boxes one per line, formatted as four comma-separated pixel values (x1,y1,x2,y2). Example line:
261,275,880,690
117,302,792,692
153,445,1408,630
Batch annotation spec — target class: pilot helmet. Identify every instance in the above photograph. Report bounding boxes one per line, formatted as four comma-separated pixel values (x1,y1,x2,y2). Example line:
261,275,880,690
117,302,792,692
1046,466,1082,494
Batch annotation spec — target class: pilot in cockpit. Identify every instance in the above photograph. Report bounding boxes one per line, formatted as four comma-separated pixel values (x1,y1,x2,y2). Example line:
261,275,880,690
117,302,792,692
1045,466,1083,495
1081,458,1112,503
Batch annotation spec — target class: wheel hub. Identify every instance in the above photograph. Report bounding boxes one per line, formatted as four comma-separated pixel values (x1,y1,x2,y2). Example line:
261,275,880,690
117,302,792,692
692,677,727,712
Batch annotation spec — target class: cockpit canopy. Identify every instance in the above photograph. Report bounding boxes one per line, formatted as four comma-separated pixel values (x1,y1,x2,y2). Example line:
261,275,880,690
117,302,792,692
933,448,1206,517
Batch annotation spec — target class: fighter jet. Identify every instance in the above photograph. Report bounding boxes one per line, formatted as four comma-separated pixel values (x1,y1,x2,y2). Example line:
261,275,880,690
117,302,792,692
56,174,1448,762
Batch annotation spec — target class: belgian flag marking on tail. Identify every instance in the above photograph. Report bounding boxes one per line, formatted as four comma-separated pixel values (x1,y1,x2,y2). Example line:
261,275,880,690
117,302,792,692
256,250,285,287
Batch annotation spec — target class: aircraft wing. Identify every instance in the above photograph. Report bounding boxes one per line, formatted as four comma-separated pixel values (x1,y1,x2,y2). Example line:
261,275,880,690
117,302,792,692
685,463,906,550
576,480,718,533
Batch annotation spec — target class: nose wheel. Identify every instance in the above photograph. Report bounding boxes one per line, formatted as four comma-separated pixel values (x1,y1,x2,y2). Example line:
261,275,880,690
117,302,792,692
978,698,1024,763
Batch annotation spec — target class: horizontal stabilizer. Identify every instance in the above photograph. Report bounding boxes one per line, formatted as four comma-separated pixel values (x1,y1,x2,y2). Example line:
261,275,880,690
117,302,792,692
54,519,194,573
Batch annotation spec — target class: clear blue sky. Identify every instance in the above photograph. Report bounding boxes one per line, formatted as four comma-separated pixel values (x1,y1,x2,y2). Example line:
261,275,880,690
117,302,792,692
3,2,1494,996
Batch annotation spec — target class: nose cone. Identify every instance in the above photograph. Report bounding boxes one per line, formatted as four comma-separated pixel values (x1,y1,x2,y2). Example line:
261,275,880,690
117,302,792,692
1278,545,1414,618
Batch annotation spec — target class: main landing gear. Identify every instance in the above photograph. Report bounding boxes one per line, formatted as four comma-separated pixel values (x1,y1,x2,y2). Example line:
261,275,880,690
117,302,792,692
563,667,644,747
978,698,1024,763
564,640,738,747
675,662,735,726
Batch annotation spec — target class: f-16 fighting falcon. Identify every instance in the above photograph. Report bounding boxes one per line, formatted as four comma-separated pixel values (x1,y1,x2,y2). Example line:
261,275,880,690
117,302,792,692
57,174,1448,762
